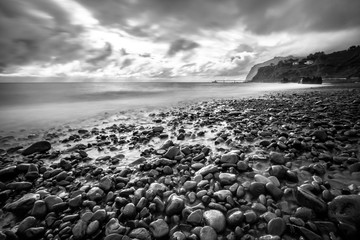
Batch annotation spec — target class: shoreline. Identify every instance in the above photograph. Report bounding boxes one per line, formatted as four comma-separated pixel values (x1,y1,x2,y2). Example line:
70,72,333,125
0,84,360,239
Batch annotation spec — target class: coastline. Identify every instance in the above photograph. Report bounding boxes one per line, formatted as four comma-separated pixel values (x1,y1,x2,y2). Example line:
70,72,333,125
0,83,360,239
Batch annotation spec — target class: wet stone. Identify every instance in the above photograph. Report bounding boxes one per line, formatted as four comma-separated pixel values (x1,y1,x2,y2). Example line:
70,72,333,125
267,217,286,236
219,173,237,185
203,210,226,233
200,226,217,240
249,182,266,197
149,219,169,238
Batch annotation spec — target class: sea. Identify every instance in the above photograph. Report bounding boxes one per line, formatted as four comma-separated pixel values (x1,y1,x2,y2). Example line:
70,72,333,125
0,77,323,135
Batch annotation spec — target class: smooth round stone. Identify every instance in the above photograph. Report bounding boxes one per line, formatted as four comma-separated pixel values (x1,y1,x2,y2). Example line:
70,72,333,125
254,174,272,184
86,220,99,235
266,182,283,201
99,177,112,191
200,226,217,240
105,218,125,235
268,176,280,187
244,210,258,224
237,161,249,171
183,181,197,191
128,228,151,240
17,216,37,235
123,203,136,218
187,209,203,225
172,231,186,240
44,195,63,212
267,217,286,236
197,164,218,176
203,210,226,233
220,153,239,164
259,235,280,240
192,163,205,170
92,209,107,222
30,200,47,217
269,152,285,165
87,187,104,201
104,233,123,240
72,220,87,239
219,173,237,185
227,210,244,227
261,212,277,222
166,195,185,216
213,190,232,201
249,182,266,197
252,203,267,213
149,219,169,238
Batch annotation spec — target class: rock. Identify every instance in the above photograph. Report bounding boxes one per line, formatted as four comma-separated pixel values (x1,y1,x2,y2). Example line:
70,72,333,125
267,217,286,236
128,228,151,240
259,235,280,240
163,146,180,160
220,153,239,164
24,227,45,239
313,130,327,142
219,173,237,185
104,233,123,240
266,182,283,201
69,195,83,208
123,203,136,218
44,195,63,212
187,209,203,225
183,181,197,191
0,166,17,180
269,152,285,165
166,195,184,216
87,187,104,201
87,220,99,235
197,164,218,176
72,220,87,239
30,200,47,218
7,181,32,191
200,226,217,240
213,190,232,201
328,195,360,227
244,210,258,223
22,141,51,156
249,182,266,197
100,176,113,191
203,210,226,233
17,216,36,236
254,174,272,184
149,219,169,238
106,218,125,235
92,209,107,222
5,193,39,213
295,187,327,214
149,183,167,194
227,210,244,227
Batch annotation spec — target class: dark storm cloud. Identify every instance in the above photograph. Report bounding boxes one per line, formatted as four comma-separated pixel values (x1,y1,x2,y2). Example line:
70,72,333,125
0,0,85,66
77,0,360,36
167,39,200,56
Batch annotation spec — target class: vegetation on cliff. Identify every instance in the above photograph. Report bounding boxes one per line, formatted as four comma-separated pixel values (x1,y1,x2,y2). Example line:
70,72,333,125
250,46,360,82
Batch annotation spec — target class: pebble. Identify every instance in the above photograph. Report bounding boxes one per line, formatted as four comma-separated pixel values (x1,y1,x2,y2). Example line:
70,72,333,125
219,173,237,185
22,141,51,156
267,217,286,236
149,219,169,238
203,210,226,233
128,228,151,240
200,226,217,240
249,182,266,197
166,195,185,216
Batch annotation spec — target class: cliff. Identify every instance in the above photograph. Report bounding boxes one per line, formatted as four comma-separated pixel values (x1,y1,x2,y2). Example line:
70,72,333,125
250,46,360,82
245,56,297,80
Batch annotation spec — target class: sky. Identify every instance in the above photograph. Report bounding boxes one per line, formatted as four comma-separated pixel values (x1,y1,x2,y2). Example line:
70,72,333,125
0,0,360,80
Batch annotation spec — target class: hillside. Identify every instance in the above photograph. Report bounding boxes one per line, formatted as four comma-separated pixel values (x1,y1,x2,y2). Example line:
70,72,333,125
250,46,360,82
245,56,297,80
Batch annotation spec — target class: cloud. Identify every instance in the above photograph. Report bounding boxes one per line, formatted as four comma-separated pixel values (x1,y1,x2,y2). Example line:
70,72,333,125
167,39,200,56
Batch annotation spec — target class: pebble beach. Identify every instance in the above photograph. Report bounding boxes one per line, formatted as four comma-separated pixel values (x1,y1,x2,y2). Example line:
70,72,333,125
1,85,360,240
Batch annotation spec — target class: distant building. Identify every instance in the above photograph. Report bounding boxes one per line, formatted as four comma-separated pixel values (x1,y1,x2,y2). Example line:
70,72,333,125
304,60,314,65
292,62,299,66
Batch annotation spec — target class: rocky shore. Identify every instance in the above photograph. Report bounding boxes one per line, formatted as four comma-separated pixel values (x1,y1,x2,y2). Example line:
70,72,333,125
0,87,360,240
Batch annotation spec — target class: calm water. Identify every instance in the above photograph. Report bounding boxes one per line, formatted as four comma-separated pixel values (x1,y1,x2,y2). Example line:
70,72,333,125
0,79,322,134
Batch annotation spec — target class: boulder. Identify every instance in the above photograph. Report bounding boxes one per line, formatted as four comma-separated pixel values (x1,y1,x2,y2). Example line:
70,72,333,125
328,195,360,227
22,141,51,156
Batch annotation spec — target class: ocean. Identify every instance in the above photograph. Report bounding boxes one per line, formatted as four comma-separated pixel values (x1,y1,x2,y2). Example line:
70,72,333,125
0,79,322,135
